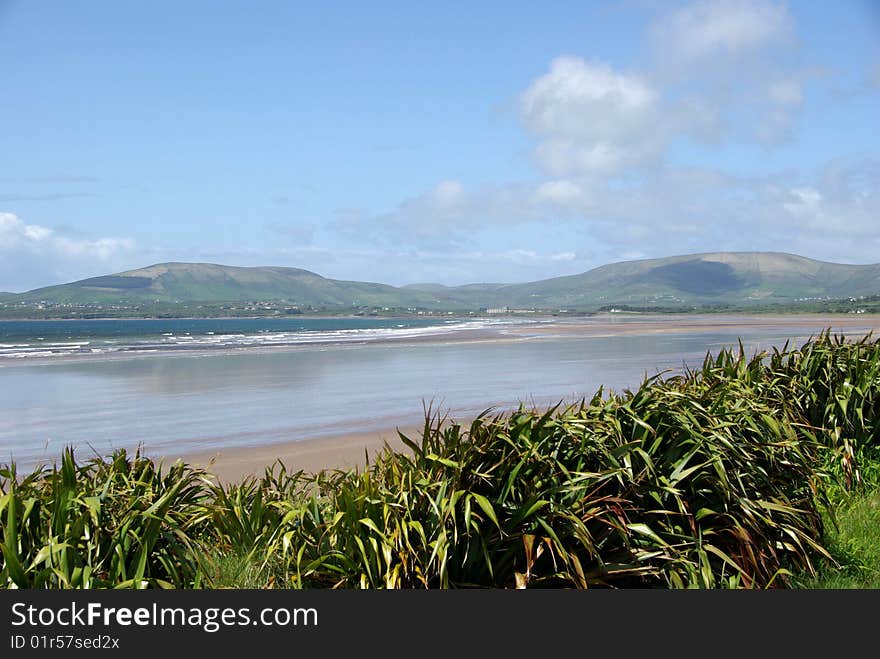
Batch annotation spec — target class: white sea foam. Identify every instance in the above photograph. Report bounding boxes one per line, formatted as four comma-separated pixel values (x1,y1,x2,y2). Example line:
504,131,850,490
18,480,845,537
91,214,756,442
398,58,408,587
0,318,531,360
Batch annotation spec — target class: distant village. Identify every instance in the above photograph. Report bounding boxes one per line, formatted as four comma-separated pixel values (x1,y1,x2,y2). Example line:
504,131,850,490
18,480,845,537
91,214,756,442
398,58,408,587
0,293,877,320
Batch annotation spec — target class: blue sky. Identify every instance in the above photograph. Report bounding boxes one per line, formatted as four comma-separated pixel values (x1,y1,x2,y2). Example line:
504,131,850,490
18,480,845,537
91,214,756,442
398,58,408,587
1,0,878,291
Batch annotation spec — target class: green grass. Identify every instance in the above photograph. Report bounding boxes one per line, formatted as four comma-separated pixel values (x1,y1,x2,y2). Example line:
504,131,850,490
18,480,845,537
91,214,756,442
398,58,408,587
2,330,880,589
797,490,880,588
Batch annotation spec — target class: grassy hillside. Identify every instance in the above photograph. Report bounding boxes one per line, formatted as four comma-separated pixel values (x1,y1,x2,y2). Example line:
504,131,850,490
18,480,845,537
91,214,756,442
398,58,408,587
487,252,880,308
3,252,879,315
11,262,449,309
401,282,508,307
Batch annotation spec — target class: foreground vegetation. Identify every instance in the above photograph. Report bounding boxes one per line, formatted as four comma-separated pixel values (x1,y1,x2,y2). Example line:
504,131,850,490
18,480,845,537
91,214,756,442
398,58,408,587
797,490,880,588
2,331,879,589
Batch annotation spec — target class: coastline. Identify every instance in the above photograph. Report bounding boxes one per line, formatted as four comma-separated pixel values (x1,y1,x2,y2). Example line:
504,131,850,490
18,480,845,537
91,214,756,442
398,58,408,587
2,312,879,367
0,312,446,322
0,309,875,323
7,313,880,483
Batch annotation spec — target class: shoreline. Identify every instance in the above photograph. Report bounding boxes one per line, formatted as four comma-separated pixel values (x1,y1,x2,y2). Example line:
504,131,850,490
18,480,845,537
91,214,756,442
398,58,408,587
0,308,877,324
2,312,879,367
175,424,423,483
7,313,880,483
0,312,464,322
172,407,525,484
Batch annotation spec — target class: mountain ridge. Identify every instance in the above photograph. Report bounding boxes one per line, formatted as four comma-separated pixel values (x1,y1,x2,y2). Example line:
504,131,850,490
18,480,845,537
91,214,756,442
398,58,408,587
3,252,879,314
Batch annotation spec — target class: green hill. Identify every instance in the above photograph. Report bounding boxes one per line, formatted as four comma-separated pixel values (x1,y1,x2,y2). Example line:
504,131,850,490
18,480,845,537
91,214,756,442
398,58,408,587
480,252,880,309
3,252,879,315
11,262,447,309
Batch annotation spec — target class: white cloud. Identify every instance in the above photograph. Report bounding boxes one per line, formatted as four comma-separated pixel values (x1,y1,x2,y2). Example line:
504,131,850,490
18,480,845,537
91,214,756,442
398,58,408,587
773,163,880,240
0,212,134,291
334,180,550,249
782,187,822,219
21,223,52,241
54,236,134,259
752,77,804,142
431,180,466,207
768,79,803,106
533,180,584,206
647,0,805,145
651,0,794,66
514,2,804,181
521,58,657,139
0,212,133,256
520,57,663,175
344,154,880,276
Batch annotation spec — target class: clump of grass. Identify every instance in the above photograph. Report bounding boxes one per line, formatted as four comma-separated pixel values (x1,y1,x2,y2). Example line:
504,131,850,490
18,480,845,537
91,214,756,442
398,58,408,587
0,448,207,589
768,331,880,489
268,370,828,589
795,490,880,588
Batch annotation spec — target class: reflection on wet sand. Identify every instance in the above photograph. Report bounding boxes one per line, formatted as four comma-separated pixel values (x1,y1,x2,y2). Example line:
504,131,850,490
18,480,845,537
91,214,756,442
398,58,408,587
2,314,878,470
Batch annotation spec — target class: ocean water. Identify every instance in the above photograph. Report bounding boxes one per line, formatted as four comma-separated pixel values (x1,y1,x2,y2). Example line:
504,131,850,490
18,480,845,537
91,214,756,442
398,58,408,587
0,314,876,467
0,316,514,359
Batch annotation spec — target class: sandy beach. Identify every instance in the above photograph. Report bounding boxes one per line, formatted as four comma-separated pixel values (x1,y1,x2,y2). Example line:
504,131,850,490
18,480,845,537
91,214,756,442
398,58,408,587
178,424,421,482
175,408,517,482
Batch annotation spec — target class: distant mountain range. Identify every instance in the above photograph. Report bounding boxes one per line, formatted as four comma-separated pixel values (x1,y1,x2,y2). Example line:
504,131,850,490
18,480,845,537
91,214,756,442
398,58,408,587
3,252,880,314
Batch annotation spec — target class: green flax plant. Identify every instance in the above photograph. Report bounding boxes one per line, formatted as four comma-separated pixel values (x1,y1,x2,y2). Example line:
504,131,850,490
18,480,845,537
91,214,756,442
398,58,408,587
1,448,205,588
269,365,828,588
767,331,880,489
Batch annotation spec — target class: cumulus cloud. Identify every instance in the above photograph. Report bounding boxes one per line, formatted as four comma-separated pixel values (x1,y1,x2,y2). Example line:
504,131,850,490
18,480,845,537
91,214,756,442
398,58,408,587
0,212,134,291
520,57,663,176
511,0,805,184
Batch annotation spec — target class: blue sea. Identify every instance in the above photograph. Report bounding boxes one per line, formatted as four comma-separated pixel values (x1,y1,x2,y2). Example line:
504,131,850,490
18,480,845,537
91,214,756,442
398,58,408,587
0,316,509,359
1,314,877,468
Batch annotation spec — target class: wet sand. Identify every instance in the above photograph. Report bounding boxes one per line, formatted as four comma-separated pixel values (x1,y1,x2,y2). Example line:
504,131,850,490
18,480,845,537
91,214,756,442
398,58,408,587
506,313,880,337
